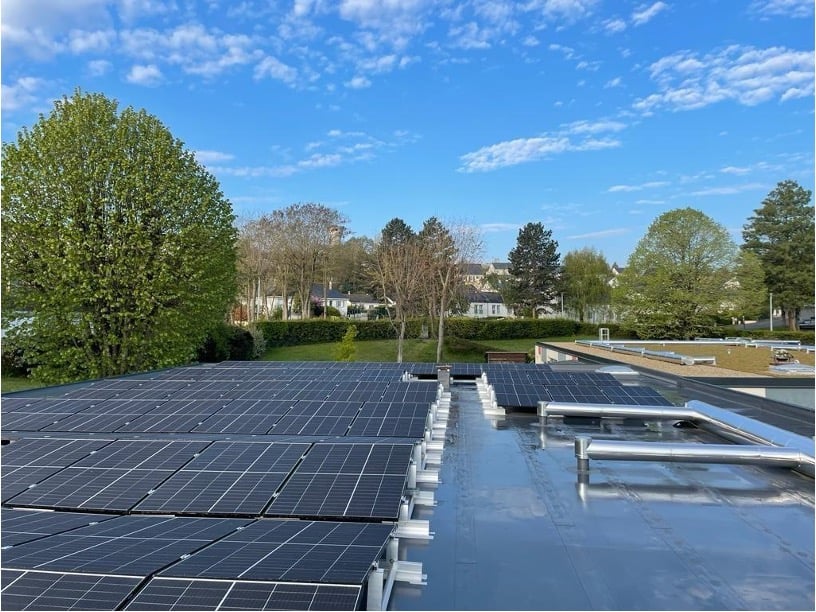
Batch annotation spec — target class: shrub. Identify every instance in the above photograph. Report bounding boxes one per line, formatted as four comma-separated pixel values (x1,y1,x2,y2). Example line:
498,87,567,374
1,341,32,377
197,323,258,362
334,325,358,361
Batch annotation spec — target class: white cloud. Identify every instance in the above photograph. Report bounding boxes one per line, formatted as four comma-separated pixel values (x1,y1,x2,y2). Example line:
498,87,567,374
459,118,626,172
565,119,627,134
449,22,492,50
194,150,235,164
481,222,522,233
345,75,372,88
631,2,668,26
212,127,411,178
720,166,751,175
604,77,622,88
253,56,298,85
607,181,669,192
1,24,65,59
126,64,163,86
525,0,599,22
2,0,110,31
68,29,115,54
603,18,627,33
635,199,665,204
87,59,112,76
567,228,629,239
749,0,813,18
634,45,814,113
522,35,540,47
118,0,174,22
121,25,262,79
689,182,766,196
460,137,569,172
1,76,46,111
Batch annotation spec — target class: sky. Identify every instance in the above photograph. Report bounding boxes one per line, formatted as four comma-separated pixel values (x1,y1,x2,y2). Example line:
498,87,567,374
2,0,814,266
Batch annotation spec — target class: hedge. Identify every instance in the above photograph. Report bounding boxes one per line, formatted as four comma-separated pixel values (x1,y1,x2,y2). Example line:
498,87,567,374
255,318,637,347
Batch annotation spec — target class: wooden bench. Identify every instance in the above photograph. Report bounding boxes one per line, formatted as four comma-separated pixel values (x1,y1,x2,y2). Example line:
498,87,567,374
485,351,528,364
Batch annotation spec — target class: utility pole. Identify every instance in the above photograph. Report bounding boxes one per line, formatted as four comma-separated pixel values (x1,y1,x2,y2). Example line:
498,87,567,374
769,292,773,332
560,293,564,316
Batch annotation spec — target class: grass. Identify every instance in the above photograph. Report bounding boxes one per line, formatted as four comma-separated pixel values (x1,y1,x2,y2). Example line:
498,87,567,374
262,337,546,363
638,342,815,376
1,376,46,394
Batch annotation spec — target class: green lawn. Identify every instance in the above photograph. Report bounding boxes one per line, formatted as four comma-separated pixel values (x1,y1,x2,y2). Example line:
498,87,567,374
262,337,547,363
1,377,46,394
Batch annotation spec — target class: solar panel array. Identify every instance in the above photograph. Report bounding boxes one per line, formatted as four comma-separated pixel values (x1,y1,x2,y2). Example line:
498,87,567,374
3,359,670,609
483,369,671,409
2,362,442,611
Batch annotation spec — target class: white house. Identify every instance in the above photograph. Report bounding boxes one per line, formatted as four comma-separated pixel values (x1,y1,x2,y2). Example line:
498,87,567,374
464,286,513,318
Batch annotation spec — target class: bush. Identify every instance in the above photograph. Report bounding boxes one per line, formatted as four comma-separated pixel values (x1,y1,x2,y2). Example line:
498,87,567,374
1,341,32,377
197,323,258,362
334,325,358,361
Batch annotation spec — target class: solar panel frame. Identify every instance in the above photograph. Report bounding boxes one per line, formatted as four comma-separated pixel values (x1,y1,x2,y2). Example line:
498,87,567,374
1,570,141,611
158,519,393,585
1,509,117,546
2,515,250,576
124,577,361,611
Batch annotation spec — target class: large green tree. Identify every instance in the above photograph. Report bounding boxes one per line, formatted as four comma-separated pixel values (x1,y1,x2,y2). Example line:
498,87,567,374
507,222,561,316
742,180,815,330
560,247,612,322
1,91,237,383
725,250,768,327
614,208,738,339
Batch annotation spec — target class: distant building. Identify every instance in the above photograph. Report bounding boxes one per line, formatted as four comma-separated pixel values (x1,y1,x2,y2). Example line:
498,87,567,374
463,286,513,318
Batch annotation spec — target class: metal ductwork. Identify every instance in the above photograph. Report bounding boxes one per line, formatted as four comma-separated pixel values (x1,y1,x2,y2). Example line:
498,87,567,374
539,400,815,478
574,436,812,474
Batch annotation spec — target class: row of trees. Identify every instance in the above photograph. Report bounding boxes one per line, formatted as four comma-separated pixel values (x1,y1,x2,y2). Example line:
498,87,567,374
237,211,483,362
2,91,813,382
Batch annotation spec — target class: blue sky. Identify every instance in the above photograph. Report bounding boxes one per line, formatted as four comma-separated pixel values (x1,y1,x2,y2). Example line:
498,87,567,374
2,0,813,265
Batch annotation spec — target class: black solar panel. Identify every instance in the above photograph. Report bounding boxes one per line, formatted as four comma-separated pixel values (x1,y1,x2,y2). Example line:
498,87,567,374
125,578,361,611
5,440,208,511
134,442,308,515
1,570,140,611
158,520,393,584
1,412,77,432
2,509,117,546
2,438,112,467
2,466,65,502
266,443,412,520
3,515,249,576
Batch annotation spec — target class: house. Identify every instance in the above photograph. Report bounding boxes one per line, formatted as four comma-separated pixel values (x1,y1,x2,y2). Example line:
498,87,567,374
461,263,488,290
464,286,513,318
483,262,512,292
608,262,625,287
346,293,384,319
311,283,351,316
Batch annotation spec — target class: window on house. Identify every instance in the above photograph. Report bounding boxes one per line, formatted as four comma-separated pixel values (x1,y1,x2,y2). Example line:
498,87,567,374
475,304,484,315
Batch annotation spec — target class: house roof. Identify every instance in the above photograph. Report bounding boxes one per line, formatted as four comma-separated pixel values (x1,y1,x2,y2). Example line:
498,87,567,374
310,283,348,300
466,287,505,304
461,263,486,275
347,293,379,304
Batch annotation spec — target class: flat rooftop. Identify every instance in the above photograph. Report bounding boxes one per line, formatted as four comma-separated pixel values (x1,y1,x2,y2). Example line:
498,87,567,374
392,382,814,611
1,361,813,610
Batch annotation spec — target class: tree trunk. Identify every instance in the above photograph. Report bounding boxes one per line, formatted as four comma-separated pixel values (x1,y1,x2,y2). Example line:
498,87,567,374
397,318,405,363
436,300,445,363
786,308,797,331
